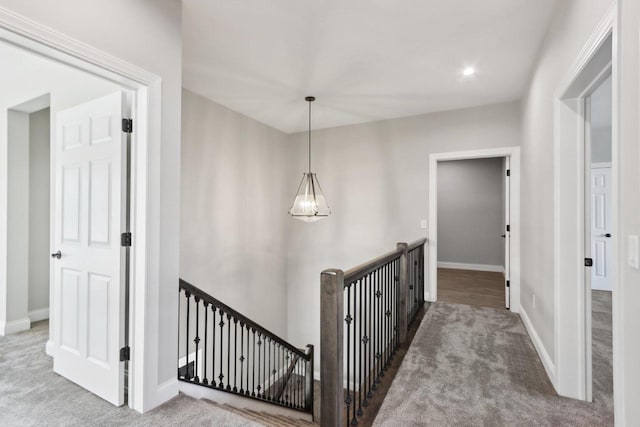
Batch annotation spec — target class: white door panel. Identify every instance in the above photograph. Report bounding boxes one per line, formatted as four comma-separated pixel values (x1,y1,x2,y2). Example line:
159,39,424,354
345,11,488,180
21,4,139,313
590,167,612,291
53,92,127,406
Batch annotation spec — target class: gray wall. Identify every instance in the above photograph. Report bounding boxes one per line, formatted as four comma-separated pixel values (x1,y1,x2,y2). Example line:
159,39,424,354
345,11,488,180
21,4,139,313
180,89,290,337
285,101,521,367
28,108,50,313
437,158,504,267
520,0,614,359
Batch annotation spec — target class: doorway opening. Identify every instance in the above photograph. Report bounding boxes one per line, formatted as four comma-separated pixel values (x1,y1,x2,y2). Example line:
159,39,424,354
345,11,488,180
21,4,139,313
428,147,521,313
552,8,620,413
436,157,509,310
0,35,135,408
6,95,51,336
585,73,614,412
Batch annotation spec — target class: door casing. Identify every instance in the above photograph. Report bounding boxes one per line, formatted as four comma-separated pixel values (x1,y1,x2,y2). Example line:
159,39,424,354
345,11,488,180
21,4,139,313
427,146,521,313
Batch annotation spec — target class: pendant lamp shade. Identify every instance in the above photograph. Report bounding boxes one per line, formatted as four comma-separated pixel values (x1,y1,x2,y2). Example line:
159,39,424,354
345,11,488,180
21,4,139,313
289,172,331,222
289,96,331,221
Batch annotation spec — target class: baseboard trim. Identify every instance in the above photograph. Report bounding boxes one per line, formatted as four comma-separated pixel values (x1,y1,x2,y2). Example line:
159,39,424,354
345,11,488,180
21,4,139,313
142,378,179,413
45,339,55,357
29,308,49,322
519,306,556,388
437,262,505,273
0,317,31,335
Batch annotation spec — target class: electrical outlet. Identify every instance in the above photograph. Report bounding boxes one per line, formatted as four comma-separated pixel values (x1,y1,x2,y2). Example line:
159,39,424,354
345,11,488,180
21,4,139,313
420,219,427,229
532,293,536,309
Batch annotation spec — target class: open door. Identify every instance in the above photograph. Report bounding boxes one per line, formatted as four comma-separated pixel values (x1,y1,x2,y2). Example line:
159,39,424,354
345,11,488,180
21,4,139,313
52,92,129,406
504,157,511,309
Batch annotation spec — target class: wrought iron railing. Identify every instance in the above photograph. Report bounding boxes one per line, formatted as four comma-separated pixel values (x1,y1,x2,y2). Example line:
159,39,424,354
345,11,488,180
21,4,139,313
320,238,427,427
407,240,426,324
178,279,314,416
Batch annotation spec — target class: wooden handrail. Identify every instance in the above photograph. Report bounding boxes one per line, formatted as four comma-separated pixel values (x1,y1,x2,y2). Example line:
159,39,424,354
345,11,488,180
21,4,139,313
343,238,427,284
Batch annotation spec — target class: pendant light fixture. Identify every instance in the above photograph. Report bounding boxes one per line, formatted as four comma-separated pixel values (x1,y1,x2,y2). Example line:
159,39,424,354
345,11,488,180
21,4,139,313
288,96,331,222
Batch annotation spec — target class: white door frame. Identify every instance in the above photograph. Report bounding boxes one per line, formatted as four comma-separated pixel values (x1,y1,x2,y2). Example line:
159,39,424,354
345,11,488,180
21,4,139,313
552,4,622,418
0,7,162,413
428,146,521,313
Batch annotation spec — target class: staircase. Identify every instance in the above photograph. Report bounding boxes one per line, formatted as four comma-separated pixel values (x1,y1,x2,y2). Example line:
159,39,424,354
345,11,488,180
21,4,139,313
206,401,318,426
178,279,315,423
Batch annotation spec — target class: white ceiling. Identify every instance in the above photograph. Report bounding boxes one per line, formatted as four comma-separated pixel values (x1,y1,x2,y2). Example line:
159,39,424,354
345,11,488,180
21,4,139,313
183,0,558,134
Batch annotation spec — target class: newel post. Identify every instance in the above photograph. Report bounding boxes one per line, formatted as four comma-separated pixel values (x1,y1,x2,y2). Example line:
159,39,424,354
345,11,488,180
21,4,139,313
397,242,409,344
305,344,314,417
320,269,344,427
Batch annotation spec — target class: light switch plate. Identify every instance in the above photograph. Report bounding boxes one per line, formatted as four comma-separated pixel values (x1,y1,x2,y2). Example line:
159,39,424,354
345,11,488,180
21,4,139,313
629,235,639,270
420,219,427,229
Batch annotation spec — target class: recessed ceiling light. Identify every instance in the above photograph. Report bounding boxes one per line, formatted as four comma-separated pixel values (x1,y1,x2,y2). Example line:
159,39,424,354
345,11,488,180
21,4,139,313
462,67,476,76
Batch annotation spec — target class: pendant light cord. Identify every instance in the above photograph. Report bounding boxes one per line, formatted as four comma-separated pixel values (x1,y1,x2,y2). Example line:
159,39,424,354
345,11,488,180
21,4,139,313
308,99,312,173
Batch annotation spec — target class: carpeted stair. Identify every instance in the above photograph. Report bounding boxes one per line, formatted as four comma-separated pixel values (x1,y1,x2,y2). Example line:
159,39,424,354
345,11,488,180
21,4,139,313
206,401,318,427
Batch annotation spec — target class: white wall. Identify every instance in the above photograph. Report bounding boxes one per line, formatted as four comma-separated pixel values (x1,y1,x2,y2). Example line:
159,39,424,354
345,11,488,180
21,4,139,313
437,158,505,268
5,110,29,330
285,101,521,369
181,89,290,336
519,0,614,365
28,108,50,314
617,0,640,423
0,0,182,411
590,75,612,164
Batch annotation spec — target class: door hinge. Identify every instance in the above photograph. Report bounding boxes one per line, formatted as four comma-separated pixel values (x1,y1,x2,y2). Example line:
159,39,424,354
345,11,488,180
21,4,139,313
121,232,132,247
120,346,130,362
506,169,511,177
506,280,510,288
122,118,133,134
506,224,510,232
585,258,593,267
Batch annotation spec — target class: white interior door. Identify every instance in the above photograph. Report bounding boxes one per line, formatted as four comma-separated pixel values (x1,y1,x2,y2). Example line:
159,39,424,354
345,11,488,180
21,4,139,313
590,166,613,291
504,157,511,309
52,92,128,406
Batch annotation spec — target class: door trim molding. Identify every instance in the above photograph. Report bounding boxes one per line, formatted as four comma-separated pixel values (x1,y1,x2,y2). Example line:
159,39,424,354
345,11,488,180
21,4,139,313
551,3,621,416
428,146,521,313
0,7,165,413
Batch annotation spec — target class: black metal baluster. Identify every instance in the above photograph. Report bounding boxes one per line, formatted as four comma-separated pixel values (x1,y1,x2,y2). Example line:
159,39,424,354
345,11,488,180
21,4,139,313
233,318,238,392
226,313,231,390
218,310,225,388
211,305,216,384
257,332,262,397
385,262,389,364
267,339,272,400
239,322,245,394
367,272,373,400
345,282,352,426
357,277,363,416
194,297,200,383
203,302,209,384
252,329,257,397
185,291,190,380
372,269,378,390
351,281,357,426
263,333,266,398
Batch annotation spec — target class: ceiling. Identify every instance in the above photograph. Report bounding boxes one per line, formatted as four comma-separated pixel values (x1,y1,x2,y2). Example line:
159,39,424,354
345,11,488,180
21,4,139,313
183,0,558,134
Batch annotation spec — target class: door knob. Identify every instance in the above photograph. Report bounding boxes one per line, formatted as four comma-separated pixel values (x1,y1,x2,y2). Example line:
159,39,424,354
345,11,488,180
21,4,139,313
501,234,506,238
51,251,62,259
600,233,612,238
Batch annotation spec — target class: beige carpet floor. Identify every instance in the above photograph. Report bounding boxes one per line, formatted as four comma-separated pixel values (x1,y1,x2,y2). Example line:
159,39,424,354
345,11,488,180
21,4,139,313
373,302,613,426
0,321,260,426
